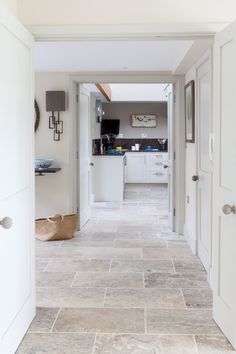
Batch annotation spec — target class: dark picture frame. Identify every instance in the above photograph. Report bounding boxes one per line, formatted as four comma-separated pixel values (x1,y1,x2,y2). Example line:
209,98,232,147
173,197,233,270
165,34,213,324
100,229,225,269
185,80,195,143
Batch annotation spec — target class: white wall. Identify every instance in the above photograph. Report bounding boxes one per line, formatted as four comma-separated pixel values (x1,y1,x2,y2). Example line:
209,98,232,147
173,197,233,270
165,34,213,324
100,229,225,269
35,73,70,218
184,67,197,254
102,102,167,139
1,0,17,15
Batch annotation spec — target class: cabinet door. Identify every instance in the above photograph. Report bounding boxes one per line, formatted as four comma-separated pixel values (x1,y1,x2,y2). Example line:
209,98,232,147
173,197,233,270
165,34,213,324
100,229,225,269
125,154,146,182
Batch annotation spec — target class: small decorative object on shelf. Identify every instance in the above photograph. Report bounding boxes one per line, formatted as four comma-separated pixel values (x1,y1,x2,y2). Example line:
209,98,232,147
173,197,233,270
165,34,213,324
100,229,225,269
46,91,66,141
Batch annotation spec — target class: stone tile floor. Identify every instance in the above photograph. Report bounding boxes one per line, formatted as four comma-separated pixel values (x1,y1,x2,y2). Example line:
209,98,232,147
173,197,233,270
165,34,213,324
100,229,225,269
17,184,236,353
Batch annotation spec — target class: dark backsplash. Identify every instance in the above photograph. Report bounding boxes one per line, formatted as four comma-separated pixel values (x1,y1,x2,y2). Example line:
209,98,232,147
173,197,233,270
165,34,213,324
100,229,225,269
92,138,168,153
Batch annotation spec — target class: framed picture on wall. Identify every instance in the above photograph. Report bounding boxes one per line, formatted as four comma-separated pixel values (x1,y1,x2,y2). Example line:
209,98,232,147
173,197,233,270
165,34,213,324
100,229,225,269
185,80,195,143
131,114,157,128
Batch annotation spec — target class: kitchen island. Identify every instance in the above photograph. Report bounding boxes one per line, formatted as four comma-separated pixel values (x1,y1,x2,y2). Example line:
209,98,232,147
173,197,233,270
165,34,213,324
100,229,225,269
92,154,125,202
91,151,168,202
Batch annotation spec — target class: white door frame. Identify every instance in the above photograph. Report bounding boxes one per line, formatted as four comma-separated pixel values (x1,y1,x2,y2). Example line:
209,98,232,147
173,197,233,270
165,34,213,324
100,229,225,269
195,48,213,284
68,73,185,234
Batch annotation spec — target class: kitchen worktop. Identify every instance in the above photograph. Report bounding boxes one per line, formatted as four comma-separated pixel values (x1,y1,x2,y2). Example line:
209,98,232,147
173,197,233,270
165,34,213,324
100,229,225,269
93,150,168,156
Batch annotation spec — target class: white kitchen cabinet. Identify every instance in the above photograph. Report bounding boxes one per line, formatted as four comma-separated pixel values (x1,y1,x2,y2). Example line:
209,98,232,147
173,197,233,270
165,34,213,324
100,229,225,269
125,153,147,182
125,152,168,183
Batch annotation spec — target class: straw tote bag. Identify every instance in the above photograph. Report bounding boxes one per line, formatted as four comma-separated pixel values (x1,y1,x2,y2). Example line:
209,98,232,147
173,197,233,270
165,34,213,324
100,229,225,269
35,214,78,241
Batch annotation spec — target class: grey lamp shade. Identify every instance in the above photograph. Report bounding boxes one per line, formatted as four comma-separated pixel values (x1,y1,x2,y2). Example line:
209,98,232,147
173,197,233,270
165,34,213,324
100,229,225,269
46,91,66,112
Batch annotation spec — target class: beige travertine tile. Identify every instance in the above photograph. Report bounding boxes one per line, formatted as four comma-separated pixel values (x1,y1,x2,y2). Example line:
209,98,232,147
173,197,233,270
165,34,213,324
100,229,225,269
182,288,213,308
114,239,166,248
16,333,95,354
104,288,185,309
94,334,198,354
45,259,110,272
36,258,51,272
173,260,205,273
117,224,161,233
36,287,105,308
36,272,76,287
142,248,194,260
35,240,64,247
110,259,174,273
73,272,143,288
53,308,145,333
146,309,222,335
144,272,208,288
89,232,141,240
37,247,141,260
28,307,59,333
195,335,236,354
61,239,115,247
167,241,189,249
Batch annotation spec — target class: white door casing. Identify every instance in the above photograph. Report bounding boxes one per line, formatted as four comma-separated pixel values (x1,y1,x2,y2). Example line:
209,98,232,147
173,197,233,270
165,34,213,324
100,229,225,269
213,20,236,348
0,8,35,354
77,84,91,229
196,50,213,282
166,84,175,231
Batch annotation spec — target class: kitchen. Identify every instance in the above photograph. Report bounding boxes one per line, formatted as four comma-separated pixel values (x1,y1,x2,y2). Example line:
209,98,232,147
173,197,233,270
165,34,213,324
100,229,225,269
89,84,171,208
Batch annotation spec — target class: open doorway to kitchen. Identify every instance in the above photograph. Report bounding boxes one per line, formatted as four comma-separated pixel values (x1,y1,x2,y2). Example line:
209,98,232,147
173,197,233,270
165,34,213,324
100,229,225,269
74,82,176,234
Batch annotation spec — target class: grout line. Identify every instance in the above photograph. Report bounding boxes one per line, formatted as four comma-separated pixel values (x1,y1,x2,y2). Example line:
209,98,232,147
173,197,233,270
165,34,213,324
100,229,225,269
103,288,107,308
142,272,145,289
70,272,78,288
171,260,177,274
50,307,62,333
179,288,187,309
43,258,53,272
144,307,147,334
91,333,98,354
193,334,200,354
108,259,112,272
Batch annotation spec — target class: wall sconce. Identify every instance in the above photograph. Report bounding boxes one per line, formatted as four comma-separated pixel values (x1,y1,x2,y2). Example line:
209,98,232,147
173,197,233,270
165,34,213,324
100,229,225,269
46,91,66,141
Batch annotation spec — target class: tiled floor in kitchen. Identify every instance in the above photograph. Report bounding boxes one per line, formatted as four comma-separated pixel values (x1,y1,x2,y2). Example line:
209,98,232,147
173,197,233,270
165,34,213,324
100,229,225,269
17,184,235,353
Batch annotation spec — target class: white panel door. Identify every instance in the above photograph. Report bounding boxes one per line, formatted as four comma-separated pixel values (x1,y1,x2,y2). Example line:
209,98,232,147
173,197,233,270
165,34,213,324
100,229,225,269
78,84,91,229
213,20,236,348
196,52,213,280
0,8,35,354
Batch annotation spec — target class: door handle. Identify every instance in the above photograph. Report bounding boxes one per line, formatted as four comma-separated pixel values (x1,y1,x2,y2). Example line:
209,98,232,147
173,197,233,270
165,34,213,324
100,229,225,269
222,204,236,215
0,217,13,229
89,163,94,167
163,165,169,169
192,175,199,182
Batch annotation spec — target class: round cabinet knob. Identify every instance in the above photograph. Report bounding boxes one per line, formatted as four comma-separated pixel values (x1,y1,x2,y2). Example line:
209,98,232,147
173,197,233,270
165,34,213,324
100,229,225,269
222,204,236,215
192,175,199,182
0,217,13,229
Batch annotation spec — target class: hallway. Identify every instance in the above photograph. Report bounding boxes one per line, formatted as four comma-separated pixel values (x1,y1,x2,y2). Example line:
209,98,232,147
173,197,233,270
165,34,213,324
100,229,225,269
17,184,234,353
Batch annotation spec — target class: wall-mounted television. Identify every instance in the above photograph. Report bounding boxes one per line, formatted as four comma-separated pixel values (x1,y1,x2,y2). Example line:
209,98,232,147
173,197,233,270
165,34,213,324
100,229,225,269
101,119,120,135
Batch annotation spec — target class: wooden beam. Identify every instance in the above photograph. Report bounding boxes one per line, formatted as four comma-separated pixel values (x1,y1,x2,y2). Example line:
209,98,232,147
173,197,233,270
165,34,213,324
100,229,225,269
96,83,112,101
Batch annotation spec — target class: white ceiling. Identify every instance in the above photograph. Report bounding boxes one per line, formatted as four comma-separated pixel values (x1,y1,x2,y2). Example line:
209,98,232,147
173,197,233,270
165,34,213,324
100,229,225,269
109,84,168,101
34,40,193,72
19,0,236,27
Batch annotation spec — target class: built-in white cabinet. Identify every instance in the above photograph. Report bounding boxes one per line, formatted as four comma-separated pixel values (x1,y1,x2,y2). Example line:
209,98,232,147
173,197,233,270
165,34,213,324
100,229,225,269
125,152,168,183
124,154,147,182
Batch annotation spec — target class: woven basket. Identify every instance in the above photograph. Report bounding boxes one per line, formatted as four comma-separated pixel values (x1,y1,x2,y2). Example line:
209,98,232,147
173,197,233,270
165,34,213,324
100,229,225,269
35,214,78,241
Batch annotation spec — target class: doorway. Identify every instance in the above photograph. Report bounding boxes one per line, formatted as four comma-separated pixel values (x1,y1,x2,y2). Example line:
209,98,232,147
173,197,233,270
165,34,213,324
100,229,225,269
70,78,183,234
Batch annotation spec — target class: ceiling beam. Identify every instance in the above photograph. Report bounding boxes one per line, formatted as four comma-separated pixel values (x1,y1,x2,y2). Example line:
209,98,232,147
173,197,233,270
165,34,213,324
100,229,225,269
95,83,112,101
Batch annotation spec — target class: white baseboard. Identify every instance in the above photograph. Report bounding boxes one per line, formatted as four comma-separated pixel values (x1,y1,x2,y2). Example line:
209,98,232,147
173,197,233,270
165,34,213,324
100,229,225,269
183,223,197,255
